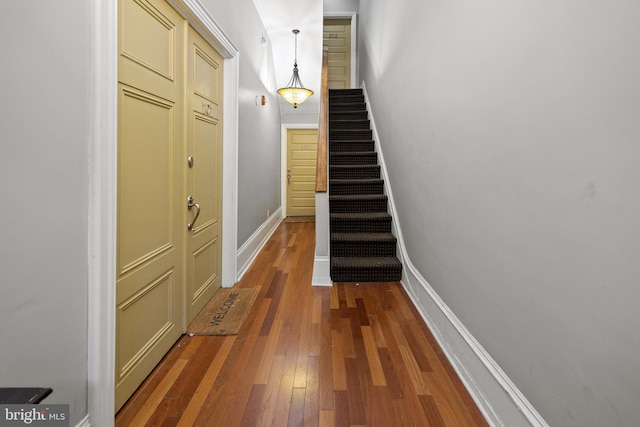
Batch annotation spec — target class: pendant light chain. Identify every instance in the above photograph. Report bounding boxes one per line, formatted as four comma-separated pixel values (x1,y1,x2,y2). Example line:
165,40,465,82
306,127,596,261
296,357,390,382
294,29,298,66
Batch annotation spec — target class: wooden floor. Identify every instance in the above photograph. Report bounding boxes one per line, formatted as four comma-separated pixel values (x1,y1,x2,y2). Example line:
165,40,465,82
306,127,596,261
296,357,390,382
115,221,488,426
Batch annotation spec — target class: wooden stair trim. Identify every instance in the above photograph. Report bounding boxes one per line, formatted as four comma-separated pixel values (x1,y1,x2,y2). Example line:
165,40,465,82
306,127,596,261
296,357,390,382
315,47,329,193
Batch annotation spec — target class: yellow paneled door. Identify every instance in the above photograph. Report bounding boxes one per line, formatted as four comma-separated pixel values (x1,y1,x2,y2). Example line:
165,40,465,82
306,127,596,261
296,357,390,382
185,27,223,323
287,129,318,217
323,19,351,89
115,0,223,411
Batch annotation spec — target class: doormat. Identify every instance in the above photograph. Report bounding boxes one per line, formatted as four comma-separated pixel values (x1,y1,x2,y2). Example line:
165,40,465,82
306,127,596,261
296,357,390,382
285,216,315,223
187,288,259,336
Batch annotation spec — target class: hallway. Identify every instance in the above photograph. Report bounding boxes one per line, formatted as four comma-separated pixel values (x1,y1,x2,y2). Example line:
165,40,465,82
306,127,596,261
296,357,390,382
115,221,488,426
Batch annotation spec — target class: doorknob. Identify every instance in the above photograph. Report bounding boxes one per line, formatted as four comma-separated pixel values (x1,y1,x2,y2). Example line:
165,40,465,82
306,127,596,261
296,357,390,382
187,195,200,231
287,169,291,184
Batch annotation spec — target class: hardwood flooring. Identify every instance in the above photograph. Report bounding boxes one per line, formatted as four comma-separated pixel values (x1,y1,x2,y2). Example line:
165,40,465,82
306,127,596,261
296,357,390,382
115,221,488,426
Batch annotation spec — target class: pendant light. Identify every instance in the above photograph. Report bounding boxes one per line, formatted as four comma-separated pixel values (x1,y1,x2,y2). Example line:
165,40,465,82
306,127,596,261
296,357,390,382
277,29,314,108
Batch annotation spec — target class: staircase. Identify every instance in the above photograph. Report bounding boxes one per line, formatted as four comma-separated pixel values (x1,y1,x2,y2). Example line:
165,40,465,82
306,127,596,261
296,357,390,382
329,89,403,282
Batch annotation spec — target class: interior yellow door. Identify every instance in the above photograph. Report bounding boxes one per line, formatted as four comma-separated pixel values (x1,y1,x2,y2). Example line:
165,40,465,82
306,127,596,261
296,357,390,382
287,129,318,217
323,19,351,89
185,27,224,322
115,0,185,411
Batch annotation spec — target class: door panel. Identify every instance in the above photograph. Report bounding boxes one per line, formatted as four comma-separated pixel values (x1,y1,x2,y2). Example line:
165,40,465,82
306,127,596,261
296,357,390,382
117,88,174,274
323,19,351,89
287,129,318,217
116,0,184,411
119,0,179,97
186,27,223,322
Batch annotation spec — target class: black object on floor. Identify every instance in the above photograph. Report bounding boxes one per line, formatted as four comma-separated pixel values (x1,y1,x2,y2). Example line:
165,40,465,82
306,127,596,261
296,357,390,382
0,387,52,404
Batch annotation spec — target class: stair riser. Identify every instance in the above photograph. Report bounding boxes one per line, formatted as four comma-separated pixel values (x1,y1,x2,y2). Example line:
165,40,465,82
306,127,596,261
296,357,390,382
331,130,372,140
330,154,378,165
331,242,397,257
330,103,366,112
330,95,365,104
330,167,380,179
330,220,391,233
330,199,388,213
331,121,370,130
329,89,362,96
329,182,384,196
330,142,375,152
329,267,402,283
330,112,368,121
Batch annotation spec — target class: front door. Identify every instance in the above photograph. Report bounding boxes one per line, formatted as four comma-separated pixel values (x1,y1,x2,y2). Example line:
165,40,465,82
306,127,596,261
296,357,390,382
115,0,185,411
287,129,318,217
115,0,225,411
185,27,224,322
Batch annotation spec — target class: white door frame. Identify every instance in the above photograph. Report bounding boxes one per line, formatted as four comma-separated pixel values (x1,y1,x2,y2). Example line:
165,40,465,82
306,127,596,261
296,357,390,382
89,1,238,424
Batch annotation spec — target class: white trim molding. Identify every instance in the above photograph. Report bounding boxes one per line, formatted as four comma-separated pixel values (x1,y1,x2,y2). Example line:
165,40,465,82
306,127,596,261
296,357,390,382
312,192,331,286
88,0,117,425
236,208,284,281
75,415,91,427
221,53,240,288
311,256,332,286
361,82,549,427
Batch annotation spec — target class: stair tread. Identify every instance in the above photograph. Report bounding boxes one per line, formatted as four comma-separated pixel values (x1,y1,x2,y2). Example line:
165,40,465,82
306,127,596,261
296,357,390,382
330,178,383,183
330,193,387,200
331,256,402,268
330,212,391,220
330,106,366,111
330,139,375,143
331,164,379,169
330,151,376,155
331,232,397,242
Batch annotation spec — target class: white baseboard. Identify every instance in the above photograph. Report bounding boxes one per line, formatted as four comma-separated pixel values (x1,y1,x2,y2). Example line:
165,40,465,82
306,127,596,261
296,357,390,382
400,261,548,427
311,256,332,286
236,208,283,283
75,415,91,427
361,82,548,427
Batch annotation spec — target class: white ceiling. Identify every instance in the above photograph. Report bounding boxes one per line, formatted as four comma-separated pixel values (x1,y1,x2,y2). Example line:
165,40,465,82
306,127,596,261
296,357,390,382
254,0,324,117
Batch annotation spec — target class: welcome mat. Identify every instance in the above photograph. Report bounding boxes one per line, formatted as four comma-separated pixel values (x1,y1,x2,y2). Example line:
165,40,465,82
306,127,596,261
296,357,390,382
187,288,259,336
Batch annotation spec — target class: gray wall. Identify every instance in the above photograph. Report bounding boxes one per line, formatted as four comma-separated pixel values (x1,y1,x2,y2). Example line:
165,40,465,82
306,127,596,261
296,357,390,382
200,0,283,248
358,0,640,426
324,0,360,14
0,1,90,424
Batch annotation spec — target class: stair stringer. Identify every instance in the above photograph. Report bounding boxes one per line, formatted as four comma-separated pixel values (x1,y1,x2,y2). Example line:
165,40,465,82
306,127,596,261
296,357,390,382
360,82,549,427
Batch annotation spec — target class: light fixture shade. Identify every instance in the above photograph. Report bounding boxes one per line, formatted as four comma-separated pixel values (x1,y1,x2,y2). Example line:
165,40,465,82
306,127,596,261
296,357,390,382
278,87,314,107
277,66,314,107
278,87,313,108
278,29,313,108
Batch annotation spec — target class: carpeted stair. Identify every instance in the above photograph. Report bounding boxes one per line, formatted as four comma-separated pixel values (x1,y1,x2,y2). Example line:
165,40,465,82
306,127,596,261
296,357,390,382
329,89,402,282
